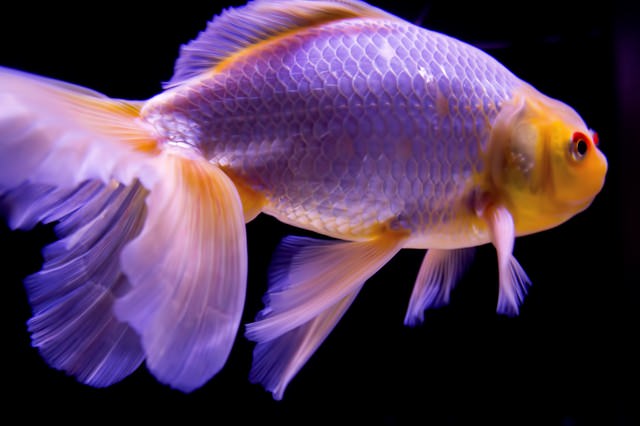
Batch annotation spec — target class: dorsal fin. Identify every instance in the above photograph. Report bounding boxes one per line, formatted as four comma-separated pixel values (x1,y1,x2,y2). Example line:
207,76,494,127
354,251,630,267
164,0,400,88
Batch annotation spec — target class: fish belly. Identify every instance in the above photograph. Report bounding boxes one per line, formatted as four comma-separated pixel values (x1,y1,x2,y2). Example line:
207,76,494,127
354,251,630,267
143,19,519,247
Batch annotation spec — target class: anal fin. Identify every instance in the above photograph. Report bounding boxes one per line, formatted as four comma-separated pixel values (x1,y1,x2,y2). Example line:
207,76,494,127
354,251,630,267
246,231,407,399
250,288,360,400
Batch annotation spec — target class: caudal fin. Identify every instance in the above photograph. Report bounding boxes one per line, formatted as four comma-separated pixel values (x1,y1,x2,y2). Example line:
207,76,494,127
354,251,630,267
0,67,247,391
3,179,149,387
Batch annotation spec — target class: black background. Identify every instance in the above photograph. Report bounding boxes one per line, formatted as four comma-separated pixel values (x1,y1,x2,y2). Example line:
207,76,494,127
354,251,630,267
1,1,638,424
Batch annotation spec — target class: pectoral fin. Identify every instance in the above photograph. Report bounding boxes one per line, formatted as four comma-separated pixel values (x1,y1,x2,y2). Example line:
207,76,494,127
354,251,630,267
246,231,407,399
484,205,531,316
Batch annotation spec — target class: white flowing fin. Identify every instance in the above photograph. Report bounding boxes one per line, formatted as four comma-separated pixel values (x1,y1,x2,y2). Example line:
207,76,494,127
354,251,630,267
404,248,475,326
1,67,248,392
165,0,399,88
0,66,157,193
0,66,161,386
485,205,532,316
115,149,247,392
245,232,407,399
2,180,148,387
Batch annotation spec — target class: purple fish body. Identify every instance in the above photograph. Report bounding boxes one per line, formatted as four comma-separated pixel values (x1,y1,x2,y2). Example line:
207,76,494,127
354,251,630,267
0,0,606,400
144,17,520,246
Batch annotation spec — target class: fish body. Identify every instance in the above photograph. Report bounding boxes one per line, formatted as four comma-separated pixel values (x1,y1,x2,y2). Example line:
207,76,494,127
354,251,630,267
144,17,517,248
0,0,607,400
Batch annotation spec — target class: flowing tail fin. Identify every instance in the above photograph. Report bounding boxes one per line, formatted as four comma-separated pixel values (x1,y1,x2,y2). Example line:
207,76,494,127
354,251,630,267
0,67,247,392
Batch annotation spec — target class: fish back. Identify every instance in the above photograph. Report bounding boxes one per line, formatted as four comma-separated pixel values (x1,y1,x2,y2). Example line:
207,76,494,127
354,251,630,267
144,18,522,243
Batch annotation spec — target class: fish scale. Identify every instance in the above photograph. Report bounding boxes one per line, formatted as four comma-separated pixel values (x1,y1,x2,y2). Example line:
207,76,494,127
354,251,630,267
144,18,518,245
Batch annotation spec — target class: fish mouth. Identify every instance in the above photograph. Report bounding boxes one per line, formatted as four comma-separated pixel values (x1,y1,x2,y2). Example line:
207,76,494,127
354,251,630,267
554,177,605,217
550,147,608,215
573,150,608,210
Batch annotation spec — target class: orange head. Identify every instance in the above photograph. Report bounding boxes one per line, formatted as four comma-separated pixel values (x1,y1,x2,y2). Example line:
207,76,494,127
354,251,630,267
487,84,608,236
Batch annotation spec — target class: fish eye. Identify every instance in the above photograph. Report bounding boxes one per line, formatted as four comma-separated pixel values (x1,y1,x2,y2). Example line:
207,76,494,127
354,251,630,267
570,132,590,161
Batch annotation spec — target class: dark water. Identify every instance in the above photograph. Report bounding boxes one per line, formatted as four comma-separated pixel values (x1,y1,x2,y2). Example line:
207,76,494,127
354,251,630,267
1,1,637,424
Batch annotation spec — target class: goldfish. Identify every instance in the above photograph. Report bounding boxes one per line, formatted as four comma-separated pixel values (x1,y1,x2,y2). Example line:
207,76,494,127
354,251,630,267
0,0,606,400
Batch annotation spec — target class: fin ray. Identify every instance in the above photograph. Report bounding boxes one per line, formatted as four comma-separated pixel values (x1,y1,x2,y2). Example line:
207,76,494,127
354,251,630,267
246,232,406,398
497,255,532,316
1,66,251,390
0,66,167,387
404,247,475,326
246,234,405,342
114,149,247,392
16,180,148,387
165,0,398,87
249,288,361,400
0,67,157,195
485,205,532,316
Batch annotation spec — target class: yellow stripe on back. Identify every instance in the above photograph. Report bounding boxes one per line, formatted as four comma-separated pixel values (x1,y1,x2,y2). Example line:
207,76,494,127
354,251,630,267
164,0,402,88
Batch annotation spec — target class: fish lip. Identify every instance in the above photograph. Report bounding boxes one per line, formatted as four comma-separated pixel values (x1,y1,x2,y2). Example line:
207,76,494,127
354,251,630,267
549,147,608,214
556,180,605,214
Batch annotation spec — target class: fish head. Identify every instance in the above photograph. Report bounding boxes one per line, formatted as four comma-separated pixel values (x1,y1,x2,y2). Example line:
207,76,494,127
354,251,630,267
488,85,608,235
